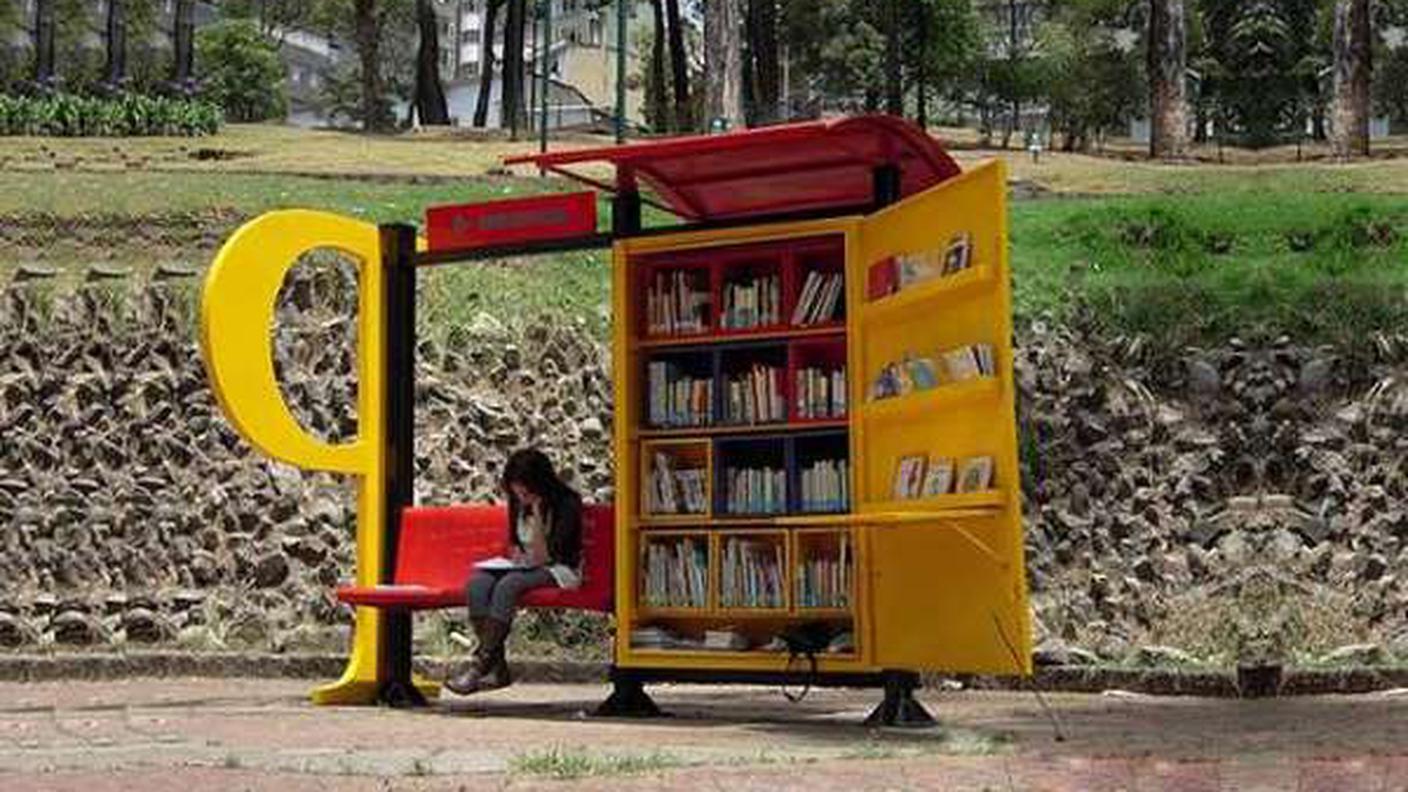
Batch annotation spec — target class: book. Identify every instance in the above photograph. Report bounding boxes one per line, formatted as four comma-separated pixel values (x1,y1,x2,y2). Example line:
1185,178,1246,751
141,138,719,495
720,537,785,608
646,452,708,515
647,360,713,428
475,556,539,571
801,458,849,512
892,455,926,500
793,270,845,326
942,346,984,382
796,534,852,609
943,232,973,275
722,274,781,329
646,269,710,336
795,365,847,419
904,356,940,390
921,456,954,497
642,537,708,608
896,248,944,288
724,364,784,424
956,455,995,492
725,465,787,514
868,257,898,300
704,628,750,650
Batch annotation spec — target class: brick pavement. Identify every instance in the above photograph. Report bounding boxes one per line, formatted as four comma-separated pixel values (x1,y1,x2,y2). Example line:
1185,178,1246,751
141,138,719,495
0,678,1404,790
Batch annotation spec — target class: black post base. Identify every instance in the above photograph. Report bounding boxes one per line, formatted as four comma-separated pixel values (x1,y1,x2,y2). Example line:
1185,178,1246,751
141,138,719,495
864,671,936,728
378,678,429,709
594,669,664,718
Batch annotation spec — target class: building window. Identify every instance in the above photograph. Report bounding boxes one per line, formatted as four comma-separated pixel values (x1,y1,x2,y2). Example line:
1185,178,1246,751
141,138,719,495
461,29,481,44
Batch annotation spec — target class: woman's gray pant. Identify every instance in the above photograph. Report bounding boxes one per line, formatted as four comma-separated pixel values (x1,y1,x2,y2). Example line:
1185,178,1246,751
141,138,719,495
467,568,557,624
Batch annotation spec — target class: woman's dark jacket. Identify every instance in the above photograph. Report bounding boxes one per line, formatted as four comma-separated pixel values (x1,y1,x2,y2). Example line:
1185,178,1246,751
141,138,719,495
508,489,583,570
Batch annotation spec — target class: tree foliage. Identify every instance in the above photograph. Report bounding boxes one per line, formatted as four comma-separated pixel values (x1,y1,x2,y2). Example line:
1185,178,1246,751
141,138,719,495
196,19,288,121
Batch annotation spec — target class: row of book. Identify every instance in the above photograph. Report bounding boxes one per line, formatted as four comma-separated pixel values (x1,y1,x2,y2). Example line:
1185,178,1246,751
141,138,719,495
647,361,714,428
870,343,996,401
792,270,845,326
724,465,787,515
724,365,786,424
795,534,852,609
795,365,847,419
867,231,974,301
720,275,782,330
799,458,849,513
645,452,708,515
720,537,786,609
893,454,995,500
641,538,709,609
645,270,710,336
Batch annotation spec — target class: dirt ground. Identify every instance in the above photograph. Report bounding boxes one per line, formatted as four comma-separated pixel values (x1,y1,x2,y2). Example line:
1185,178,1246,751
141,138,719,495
0,678,1404,791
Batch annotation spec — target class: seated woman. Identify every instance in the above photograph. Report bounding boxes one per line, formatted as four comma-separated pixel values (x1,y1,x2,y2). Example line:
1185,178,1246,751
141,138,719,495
446,449,582,695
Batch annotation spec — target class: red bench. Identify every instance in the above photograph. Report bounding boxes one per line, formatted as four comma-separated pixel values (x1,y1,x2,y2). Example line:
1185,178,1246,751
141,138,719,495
337,503,615,613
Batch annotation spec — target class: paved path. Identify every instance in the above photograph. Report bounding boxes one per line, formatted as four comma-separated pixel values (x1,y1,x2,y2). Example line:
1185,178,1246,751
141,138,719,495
0,678,1404,790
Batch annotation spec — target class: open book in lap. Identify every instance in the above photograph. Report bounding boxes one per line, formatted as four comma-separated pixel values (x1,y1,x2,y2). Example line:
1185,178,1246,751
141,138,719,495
475,556,541,572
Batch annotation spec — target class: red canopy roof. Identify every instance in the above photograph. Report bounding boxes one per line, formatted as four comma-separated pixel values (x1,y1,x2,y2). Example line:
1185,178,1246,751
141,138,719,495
505,115,962,222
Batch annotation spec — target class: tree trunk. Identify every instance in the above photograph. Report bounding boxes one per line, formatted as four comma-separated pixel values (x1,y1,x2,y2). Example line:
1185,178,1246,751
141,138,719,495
172,0,195,85
1147,0,1187,159
502,0,528,138
648,0,669,129
664,0,691,131
105,0,127,86
748,0,780,124
883,0,901,115
353,0,386,131
474,0,504,128
34,0,55,82
414,0,451,125
1331,0,1371,158
705,0,744,129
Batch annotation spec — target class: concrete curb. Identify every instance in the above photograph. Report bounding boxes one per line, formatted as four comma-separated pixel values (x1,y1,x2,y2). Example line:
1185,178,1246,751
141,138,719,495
1,653,1405,696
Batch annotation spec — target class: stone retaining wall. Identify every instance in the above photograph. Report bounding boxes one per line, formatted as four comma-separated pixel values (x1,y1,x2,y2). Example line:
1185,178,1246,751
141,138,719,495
1,268,1405,670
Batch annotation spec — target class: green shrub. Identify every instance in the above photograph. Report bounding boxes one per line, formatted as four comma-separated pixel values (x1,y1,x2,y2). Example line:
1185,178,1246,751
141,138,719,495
0,92,222,136
197,20,288,123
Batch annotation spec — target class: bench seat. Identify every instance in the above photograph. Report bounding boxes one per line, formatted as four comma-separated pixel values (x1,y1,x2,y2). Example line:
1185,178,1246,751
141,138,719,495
336,503,614,613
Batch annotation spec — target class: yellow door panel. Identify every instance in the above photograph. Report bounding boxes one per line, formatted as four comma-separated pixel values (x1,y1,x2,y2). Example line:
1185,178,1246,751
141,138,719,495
853,160,1032,673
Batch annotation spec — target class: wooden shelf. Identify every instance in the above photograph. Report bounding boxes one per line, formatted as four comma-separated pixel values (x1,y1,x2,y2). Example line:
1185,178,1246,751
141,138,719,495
627,648,860,661
859,376,1000,424
637,513,711,525
627,648,789,659
861,264,993,323
637,324,845,350
636,607,710,619
637,419,848,439
713,608,791,619
866,490,1006,514
794,608,854,618
637,517,772,529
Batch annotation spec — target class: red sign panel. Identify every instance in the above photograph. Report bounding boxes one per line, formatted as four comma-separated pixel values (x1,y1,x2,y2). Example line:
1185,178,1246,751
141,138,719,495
426,191,597,252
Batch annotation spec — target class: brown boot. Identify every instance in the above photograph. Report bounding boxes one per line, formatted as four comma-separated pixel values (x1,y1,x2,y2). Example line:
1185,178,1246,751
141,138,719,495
444,617,492,695
444,618,511,695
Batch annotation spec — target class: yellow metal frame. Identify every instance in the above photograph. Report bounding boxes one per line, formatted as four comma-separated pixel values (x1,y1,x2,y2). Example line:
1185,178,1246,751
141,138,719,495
199,210,437,704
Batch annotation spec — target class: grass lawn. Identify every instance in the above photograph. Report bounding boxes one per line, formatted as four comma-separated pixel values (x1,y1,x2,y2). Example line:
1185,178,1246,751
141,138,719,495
0,124,604,178
10,123,1408,202
0,170,563,220
8,125,1408,348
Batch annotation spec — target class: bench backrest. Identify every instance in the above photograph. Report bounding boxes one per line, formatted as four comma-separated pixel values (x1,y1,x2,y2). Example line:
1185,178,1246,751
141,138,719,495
395,503,615,594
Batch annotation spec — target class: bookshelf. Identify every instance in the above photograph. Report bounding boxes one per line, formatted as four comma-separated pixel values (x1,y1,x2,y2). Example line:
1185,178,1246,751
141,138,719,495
612,160,1030,676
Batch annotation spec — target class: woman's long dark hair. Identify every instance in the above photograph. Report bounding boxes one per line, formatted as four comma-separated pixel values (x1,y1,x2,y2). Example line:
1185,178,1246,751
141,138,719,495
501,448,577,524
